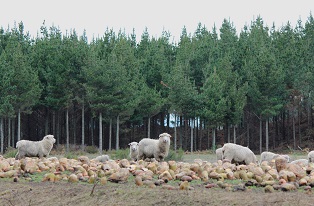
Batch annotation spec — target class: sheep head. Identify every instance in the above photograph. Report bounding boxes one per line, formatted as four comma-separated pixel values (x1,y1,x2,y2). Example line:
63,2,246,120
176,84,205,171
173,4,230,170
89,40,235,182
159,133,171,144
128,142,139,151
43,135,56,144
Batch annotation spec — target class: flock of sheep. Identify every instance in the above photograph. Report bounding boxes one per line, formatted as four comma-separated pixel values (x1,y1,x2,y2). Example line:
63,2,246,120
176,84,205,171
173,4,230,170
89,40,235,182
13,133,313,166
215,142,314,166
12,132,314,167
2,132,314,192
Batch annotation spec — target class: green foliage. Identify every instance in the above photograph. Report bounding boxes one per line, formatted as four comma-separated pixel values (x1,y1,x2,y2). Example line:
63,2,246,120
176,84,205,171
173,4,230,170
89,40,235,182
3,147,17,158
85,145,99,154
109,149,130,160
165,148,184,161
1,14,314,152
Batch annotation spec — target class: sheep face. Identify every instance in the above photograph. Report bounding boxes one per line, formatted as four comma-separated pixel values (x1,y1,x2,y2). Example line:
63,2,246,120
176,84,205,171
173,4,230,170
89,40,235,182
128,142,139,151
159,133,171,144
44,135,56,143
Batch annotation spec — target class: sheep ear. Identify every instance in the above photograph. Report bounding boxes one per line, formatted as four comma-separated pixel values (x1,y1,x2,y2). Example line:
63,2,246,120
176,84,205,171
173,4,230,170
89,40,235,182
128,143,131,146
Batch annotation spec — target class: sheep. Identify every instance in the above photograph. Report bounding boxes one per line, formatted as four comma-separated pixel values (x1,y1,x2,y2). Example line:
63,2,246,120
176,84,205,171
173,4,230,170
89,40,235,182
95,155,110,162
138,133,171,162
15,134,56,160
260,151,290,163
290,159,308,166
308,151,314,163
216,148,223,161
221,143,257,165
128,142,139,161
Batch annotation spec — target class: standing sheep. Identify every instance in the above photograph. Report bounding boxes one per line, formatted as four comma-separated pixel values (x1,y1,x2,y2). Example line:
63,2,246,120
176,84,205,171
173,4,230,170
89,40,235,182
308,151,314,163
128,142,139,161
221,143,257,165
15,135,56,160
138,133,171,162
216,148,223,161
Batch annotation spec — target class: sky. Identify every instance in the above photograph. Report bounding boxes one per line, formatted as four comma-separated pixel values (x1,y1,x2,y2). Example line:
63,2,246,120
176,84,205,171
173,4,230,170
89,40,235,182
1,0,313,43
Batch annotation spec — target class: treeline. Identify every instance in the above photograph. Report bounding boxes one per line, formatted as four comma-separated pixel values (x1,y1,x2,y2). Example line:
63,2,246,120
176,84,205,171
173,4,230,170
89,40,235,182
0,15,314,154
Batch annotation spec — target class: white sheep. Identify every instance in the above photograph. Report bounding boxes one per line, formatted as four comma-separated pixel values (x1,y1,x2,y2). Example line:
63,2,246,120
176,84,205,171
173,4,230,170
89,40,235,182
216,148,223,161
128,142,139,161
308,151,314,163
138,133,171,162
221,143,257,165
95,155,110,162
260,151,290,163
15,134,56,160
290,159,308,166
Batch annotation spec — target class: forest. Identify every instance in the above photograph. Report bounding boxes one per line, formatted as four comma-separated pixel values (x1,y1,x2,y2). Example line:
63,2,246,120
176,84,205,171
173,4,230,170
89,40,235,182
0,14,314,155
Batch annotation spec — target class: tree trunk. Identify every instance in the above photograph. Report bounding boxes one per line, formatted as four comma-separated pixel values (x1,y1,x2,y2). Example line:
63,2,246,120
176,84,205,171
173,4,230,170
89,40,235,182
247,113,250,147
91,116,94,146
0,118,3,154
116,114,120,150
8,118,11,148
99,112,103,153
109,118,112,150
190,119,194,152
287,112,290,145
180,115,183,149
81,104,85,147
45,108,49,135
207,126,210,149
174,114,177,151
52,111,56,137
259,119,262,153
293,111,296,150
308,92,311,131
199,119,202,150
298,108,301,146
266,118,269,152
56,111,60,145
66,109,69,153
12,119,15,147
73,113,76,145
212,127,216,151
194,118,197,151
148,116,151,138
184,117,188,150
18,109,21,142
228,127,230,143
233,125,236,144
190,119,193,153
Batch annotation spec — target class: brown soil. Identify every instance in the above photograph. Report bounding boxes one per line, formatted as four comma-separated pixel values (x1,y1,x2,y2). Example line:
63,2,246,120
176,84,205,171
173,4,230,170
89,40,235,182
0,178,313,206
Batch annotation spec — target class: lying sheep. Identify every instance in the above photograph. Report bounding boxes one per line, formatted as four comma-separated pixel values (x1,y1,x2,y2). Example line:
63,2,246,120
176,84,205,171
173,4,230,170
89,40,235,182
138,133,171,162
290,159,308,166
95,155,110,162
128,142,139,161
221,143,257,165
260,151,290,163
216,148,223,161
15,135,56,160
308,151,314,163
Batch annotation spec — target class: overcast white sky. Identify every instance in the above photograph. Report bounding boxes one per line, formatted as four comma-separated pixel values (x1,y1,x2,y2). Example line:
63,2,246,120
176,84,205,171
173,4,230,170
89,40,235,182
1,0,313,43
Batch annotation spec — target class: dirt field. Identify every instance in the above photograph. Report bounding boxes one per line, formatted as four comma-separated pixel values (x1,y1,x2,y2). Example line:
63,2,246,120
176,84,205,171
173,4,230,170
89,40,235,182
0,179,313,206
0,153,313,206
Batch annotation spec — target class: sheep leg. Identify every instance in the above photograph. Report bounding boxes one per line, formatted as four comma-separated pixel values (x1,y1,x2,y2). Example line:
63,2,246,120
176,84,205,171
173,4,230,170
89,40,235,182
15,152,19,160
